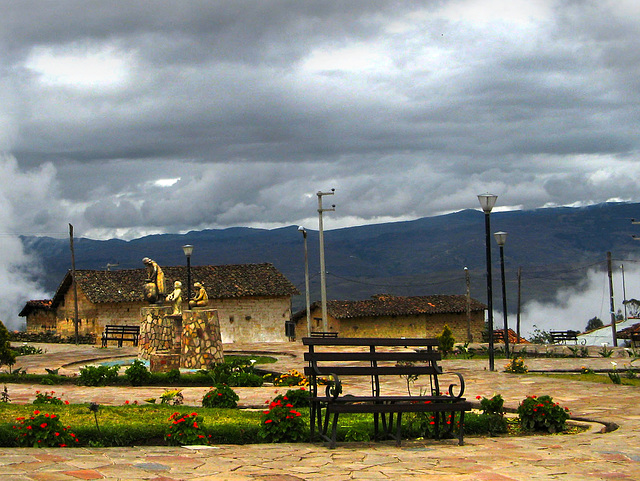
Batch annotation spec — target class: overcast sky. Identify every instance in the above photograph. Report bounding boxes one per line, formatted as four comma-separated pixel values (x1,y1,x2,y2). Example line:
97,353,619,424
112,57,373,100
1,0,639,242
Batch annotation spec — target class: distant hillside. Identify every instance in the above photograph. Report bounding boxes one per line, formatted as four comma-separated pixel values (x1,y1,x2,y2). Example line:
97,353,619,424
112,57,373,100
21,202,640,317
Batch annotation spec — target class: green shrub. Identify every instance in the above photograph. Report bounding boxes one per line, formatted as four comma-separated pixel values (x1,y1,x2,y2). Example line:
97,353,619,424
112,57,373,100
504,357,528,373
166,369,181,383
202,385,239,408
258,398,306,443
13,410,79,447
438,324,455,357
0,321,16,371
164,412,210,445
208,359,264,387
33,390,66,406
272,388,310,408
517,395,570,433
124,360,151,386
77,365,120,386
477,394,507,435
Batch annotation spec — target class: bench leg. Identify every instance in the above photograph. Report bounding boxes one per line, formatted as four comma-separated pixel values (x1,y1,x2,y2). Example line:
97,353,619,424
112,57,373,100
458,411,465,446
395,412,403,447
329,412,339,449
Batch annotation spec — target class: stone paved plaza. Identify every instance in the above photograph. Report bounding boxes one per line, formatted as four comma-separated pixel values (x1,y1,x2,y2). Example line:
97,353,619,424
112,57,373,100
2,342,640,480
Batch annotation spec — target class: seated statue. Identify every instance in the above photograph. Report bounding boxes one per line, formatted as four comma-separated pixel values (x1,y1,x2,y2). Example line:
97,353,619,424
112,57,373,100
165,281,183,315
189,282,209,309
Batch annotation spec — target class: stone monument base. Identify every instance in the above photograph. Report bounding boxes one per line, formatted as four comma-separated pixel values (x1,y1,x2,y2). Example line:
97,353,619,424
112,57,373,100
181,309,224,369
150,351,181,373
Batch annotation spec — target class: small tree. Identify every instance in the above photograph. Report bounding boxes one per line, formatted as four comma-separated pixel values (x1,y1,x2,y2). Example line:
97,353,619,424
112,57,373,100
0,321,16,372
438,324,455,357
585,317,603,332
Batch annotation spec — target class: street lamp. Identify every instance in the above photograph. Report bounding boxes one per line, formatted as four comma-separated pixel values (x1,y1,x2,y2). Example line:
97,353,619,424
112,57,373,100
478,193,498,371
494,231,510,358
298,226,311,336
317,189,335,332
182,245,194,307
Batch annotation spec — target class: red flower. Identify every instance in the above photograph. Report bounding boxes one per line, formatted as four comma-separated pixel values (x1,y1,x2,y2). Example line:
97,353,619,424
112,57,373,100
40,423,47,428
33,410,40,415
265,419,273,424
476,395,482,400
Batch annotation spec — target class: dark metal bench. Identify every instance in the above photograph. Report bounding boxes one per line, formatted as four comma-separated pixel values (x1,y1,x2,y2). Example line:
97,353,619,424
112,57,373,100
101,325,140,347
310,331,338,338
550,330,583,344
303,337,471,448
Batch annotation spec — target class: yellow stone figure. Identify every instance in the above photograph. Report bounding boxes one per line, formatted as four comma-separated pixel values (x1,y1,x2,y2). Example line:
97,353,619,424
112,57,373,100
189,282,209,308
166,281,183,315
142,257,165,303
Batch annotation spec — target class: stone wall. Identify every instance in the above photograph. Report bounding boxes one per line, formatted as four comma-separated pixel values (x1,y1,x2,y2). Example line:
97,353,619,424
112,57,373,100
213,296,292,343
26,310,57,333
181,309,224,369
139,306,179,359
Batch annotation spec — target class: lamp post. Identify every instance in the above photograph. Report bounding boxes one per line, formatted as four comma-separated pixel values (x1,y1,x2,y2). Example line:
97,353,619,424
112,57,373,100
182,245,194,308
478,193,498,371
494,231,510,358
298,226,312,336
621,264,628,323
317,189,335,332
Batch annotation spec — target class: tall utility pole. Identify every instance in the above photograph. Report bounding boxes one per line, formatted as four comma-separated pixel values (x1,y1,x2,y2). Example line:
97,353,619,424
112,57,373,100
516,267,522,344
464,267,472,342
317,189,335,332
69,224,79,345
607,252,618,347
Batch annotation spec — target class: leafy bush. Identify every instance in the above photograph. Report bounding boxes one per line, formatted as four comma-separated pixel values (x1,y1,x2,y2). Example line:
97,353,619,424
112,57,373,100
164,412,210,445
77,365,120,386
0,321,16,370
33,390,67,406
14,344,43,356
272,369,309,387
124,360,151,386
504,357,528,374
438,324,455,357
166,369,181,383
477,394,507,435
202,385,239,408
528,325,552,344
258,398,306,443
208,359,264,387
13,410,79,447
272,388,310,408
517,395,570,433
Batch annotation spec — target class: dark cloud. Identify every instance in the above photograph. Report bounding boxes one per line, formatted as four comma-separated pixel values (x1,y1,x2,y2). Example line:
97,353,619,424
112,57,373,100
0,0,638,241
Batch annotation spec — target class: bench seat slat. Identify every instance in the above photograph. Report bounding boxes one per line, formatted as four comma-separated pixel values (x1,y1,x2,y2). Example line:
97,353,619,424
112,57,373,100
303,337,439,347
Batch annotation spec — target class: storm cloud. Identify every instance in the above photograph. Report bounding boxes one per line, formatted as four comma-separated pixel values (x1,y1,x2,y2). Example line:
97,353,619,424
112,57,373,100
1,0,640,241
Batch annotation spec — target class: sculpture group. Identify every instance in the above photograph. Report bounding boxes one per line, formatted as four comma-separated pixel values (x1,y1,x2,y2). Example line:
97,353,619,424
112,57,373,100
142,257,208,313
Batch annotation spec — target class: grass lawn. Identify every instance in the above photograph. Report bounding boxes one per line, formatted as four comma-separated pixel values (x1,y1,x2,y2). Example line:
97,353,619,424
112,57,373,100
533,372,640,386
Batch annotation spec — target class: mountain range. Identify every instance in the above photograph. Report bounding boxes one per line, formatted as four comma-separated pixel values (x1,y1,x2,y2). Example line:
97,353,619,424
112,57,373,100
21,202,640,318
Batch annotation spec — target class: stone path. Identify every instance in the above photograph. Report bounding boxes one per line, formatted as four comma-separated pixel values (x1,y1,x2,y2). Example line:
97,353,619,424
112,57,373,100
1,342,639,480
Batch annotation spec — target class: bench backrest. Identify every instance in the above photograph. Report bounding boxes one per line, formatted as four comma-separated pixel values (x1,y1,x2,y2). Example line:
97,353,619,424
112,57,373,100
303,337,444,396
104,325,140,334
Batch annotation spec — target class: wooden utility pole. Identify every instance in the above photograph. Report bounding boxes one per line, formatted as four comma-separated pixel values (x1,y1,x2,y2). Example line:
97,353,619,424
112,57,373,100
69,224,79,345
607,252,618,347
516,267,522,344
465,267,472,342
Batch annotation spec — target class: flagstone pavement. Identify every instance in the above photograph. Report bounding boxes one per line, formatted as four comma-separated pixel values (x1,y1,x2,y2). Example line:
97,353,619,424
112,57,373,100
2,341,640,480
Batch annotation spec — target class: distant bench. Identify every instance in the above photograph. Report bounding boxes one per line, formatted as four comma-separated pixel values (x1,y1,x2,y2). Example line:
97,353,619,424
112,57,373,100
101,325,140,348
310,331,338,338
303,337,471,448
550,330,583,344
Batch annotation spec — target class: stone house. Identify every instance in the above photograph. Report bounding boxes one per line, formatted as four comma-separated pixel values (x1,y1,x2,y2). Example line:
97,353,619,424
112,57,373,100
19,300,56,332
292,294,487,341
20,263,299,343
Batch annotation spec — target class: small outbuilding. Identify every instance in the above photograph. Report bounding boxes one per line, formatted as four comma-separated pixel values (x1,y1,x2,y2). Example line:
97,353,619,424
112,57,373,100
292,294,486,341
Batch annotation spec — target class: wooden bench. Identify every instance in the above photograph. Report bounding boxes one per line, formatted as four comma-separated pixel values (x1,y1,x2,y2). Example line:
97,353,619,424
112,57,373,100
303,337,471,448
492,330,506,343
550,330,582,344
101,325,140,347
310,331,338,338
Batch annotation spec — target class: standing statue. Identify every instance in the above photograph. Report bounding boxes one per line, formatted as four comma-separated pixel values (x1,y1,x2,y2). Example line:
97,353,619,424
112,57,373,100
142,257,166,304
166,281,183,315
189,282,209,308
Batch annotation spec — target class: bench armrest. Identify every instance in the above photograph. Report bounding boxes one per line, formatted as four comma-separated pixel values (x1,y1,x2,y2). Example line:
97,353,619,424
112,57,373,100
447,372,466,399
325,373,342,400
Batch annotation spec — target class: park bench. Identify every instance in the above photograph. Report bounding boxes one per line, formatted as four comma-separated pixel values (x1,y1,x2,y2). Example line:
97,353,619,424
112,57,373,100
550,330,583,344
303,337,471,448
492,330,506,343
101,325,140,347
310,331,338,338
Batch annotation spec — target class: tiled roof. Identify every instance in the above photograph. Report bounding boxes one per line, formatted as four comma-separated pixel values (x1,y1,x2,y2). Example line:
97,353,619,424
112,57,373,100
18,299,54,317
617,322,640,339
51,263,298,307
293,294,486,321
